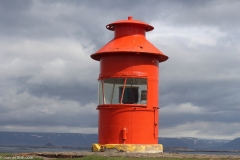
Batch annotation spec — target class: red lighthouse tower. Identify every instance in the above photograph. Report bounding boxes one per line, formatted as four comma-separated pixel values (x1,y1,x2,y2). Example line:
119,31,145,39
91,16,168,153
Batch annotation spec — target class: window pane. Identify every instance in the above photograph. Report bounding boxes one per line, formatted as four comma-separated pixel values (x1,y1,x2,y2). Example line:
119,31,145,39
125,78,147,104
119,86,139,104
98,78,147,105
98,80,103,104
104,78,125,104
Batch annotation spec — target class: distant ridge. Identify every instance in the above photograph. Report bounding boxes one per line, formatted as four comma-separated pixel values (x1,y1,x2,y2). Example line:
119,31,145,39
158,137,230,149
0,131,238,150
44,143,54,148
158,137,188,148
0,131,98,147
215,138,240,150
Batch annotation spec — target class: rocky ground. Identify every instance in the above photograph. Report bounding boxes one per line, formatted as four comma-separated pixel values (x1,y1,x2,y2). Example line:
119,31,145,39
14,151,240,159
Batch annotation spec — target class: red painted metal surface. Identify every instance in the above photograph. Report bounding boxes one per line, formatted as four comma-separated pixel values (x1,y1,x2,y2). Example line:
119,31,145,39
91,16,168,145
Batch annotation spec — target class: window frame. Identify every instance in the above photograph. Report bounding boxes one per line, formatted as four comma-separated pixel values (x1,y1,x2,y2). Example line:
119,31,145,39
98,77,148,106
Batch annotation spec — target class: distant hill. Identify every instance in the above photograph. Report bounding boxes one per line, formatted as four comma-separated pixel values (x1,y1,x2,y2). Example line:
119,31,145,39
158,138,188,148
44,143,54,147
158,137,230,149
0,132,98,147
0,131,237,150
216,138,240,150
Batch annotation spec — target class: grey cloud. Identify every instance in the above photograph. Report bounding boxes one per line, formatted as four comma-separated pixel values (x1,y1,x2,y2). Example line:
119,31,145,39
0,0,240,138
161,110,240,128
155,0,240,31
0,0,106,50
23,83,98,104
0,112,98,128
161,80,240,110
0,85,98,128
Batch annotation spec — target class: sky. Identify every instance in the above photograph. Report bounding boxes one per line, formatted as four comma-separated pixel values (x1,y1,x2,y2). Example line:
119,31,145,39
0,0,240,140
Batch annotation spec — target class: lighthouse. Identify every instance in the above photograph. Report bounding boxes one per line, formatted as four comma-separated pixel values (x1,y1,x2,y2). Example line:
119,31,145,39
91,16,168,153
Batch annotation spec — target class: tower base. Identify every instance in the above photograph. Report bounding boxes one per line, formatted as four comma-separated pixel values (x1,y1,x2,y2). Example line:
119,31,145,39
92,144,163,153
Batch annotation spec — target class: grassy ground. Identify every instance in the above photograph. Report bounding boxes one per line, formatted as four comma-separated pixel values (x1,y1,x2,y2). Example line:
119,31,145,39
0,153,234,160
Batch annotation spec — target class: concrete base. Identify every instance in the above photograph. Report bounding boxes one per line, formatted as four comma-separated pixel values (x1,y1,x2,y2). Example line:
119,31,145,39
92,143,163,153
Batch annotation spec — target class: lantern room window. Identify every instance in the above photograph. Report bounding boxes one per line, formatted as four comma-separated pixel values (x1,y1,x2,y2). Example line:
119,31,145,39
98,78,147,105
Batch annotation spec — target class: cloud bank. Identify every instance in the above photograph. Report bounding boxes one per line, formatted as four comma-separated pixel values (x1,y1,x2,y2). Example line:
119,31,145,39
0,0,239,139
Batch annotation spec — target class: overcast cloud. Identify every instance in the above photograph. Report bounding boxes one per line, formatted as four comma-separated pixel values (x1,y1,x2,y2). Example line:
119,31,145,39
0,0,239,140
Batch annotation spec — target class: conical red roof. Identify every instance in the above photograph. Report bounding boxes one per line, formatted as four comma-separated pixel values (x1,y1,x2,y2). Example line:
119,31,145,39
91,16,168,62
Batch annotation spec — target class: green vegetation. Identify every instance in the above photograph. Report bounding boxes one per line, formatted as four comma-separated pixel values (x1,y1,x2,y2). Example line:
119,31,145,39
0,153,14,157
0,154,234,160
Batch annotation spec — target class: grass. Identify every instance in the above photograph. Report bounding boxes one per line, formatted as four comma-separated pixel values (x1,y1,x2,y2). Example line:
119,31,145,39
0,154,233,160
0,153,14,157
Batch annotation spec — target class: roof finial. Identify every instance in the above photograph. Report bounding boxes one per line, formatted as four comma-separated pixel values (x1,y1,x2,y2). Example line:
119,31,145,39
128,16,133,20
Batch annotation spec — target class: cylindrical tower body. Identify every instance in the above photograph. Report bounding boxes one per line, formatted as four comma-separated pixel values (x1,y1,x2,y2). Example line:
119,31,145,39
91,16,168,145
